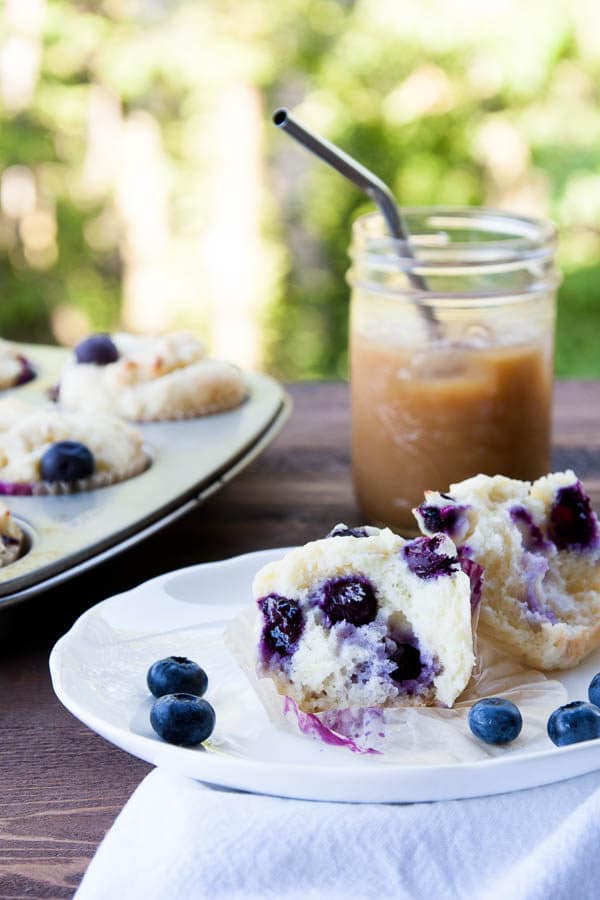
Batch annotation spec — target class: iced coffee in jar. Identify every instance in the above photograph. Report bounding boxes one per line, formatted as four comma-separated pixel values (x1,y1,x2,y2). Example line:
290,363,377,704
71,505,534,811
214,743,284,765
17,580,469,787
348,208,559,533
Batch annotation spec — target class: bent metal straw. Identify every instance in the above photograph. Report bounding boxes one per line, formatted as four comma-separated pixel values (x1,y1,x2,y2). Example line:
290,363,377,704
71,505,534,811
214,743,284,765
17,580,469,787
273,107,440,332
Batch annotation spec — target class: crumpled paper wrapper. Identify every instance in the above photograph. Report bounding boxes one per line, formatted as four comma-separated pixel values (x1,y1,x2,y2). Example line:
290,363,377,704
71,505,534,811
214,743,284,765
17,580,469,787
224,607,567,763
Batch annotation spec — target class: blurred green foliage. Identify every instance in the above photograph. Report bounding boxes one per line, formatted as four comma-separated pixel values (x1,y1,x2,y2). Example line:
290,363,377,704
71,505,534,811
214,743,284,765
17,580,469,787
1,0,600,376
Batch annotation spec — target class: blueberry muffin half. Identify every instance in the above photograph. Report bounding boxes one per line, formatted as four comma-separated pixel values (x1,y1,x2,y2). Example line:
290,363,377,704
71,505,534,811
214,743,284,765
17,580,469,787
253,525,476,714
415,471,600,670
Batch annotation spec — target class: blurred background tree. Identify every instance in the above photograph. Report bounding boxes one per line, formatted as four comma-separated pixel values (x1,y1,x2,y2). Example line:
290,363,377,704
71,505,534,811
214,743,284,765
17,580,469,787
1,0,599,377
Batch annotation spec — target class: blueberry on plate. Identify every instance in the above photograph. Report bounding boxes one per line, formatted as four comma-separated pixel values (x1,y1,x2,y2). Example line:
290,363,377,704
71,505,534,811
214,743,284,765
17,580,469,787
40,441,95,482
147,656,208,699
468,697,523,745
588,673,600,708
150,693,215,746
547,701,600,747
75,333,119,365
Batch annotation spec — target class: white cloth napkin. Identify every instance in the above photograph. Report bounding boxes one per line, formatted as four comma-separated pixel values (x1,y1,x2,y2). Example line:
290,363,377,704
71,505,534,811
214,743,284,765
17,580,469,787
76,767,600,900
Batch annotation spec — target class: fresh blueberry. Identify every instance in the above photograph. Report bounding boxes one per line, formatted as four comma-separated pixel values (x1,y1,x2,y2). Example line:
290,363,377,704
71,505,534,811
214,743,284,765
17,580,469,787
548,482,599,551
548,701,600,747
317,575,378,627
146,656,208,699
468,698,523,745
150,693,215,746
417,503,466,539
327,524,369,538
389,642,423,683
403,535,459,580
75,333,119,365
40,441,95,482
259,593,304,657
589,673,600,708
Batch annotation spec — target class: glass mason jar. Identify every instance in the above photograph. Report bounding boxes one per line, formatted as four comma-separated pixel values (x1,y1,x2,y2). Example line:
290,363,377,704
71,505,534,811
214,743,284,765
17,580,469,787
347,207,560,534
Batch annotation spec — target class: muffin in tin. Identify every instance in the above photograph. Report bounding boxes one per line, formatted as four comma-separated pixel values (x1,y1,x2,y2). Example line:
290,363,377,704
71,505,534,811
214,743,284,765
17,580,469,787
0,399,149,495
0,339,36,390
0,501,24,566
56,332,246,422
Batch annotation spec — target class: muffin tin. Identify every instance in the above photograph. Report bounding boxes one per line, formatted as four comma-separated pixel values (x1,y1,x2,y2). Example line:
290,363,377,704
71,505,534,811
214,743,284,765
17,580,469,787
0,342,290,608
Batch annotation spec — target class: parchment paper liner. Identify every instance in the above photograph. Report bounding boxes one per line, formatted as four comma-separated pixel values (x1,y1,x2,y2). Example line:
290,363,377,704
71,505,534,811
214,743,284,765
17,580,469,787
131,391,248,423
51,369,247,423
225,607,568,762
0,453,150,496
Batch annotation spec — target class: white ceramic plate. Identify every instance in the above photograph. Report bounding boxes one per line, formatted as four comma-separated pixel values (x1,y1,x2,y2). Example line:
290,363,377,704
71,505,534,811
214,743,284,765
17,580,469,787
50,549,600,804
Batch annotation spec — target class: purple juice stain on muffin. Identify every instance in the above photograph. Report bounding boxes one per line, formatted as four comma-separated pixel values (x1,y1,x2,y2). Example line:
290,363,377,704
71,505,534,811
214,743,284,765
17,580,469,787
316,575,378,627
0,481,34,496
520,552,557,623
510,506,552,553
258,593,304,660
403,535,459,580
548,482,600,551
416,501,469,540
327,524,369,538
15,355,36,386
283,697,381,755
457,549,484,610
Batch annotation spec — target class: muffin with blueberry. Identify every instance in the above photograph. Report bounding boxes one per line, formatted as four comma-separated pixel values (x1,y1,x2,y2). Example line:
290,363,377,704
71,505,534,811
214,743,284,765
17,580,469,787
0,501,24,566
0,339,36,390
56,331,246,422
414,470,600,670
253,525,477,714
0,400,149,495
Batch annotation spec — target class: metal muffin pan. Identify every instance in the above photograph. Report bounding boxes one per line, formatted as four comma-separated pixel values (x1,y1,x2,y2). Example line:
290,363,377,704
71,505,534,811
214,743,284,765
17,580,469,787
0,343,291,608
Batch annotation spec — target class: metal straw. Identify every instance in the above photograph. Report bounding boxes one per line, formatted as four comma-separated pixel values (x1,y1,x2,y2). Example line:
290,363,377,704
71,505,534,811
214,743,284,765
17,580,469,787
273,108,434,307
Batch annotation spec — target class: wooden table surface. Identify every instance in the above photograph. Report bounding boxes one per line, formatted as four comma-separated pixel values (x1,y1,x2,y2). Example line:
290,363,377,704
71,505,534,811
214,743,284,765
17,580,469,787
1,380,598,898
